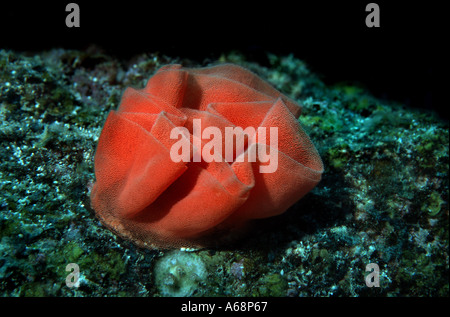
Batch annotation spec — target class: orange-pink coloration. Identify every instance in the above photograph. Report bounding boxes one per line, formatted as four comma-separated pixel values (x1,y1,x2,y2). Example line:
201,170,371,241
91,64,323,249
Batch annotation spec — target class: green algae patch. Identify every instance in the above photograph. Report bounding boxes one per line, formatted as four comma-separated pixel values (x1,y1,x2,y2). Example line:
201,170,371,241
254,273,288,297
327,143,351,169
422,191,444,217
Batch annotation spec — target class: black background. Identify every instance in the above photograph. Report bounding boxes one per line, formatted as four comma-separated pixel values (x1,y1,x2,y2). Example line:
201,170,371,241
1,1,443,119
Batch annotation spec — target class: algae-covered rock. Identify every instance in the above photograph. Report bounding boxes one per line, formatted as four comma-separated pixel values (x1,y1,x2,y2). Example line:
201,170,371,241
0,48,447,297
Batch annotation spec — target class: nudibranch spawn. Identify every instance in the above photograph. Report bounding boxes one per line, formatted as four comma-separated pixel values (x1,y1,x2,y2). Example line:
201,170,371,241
91,64,323,249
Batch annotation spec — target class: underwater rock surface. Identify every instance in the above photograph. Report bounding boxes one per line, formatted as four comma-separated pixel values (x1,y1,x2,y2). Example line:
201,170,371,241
0,49,448,296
